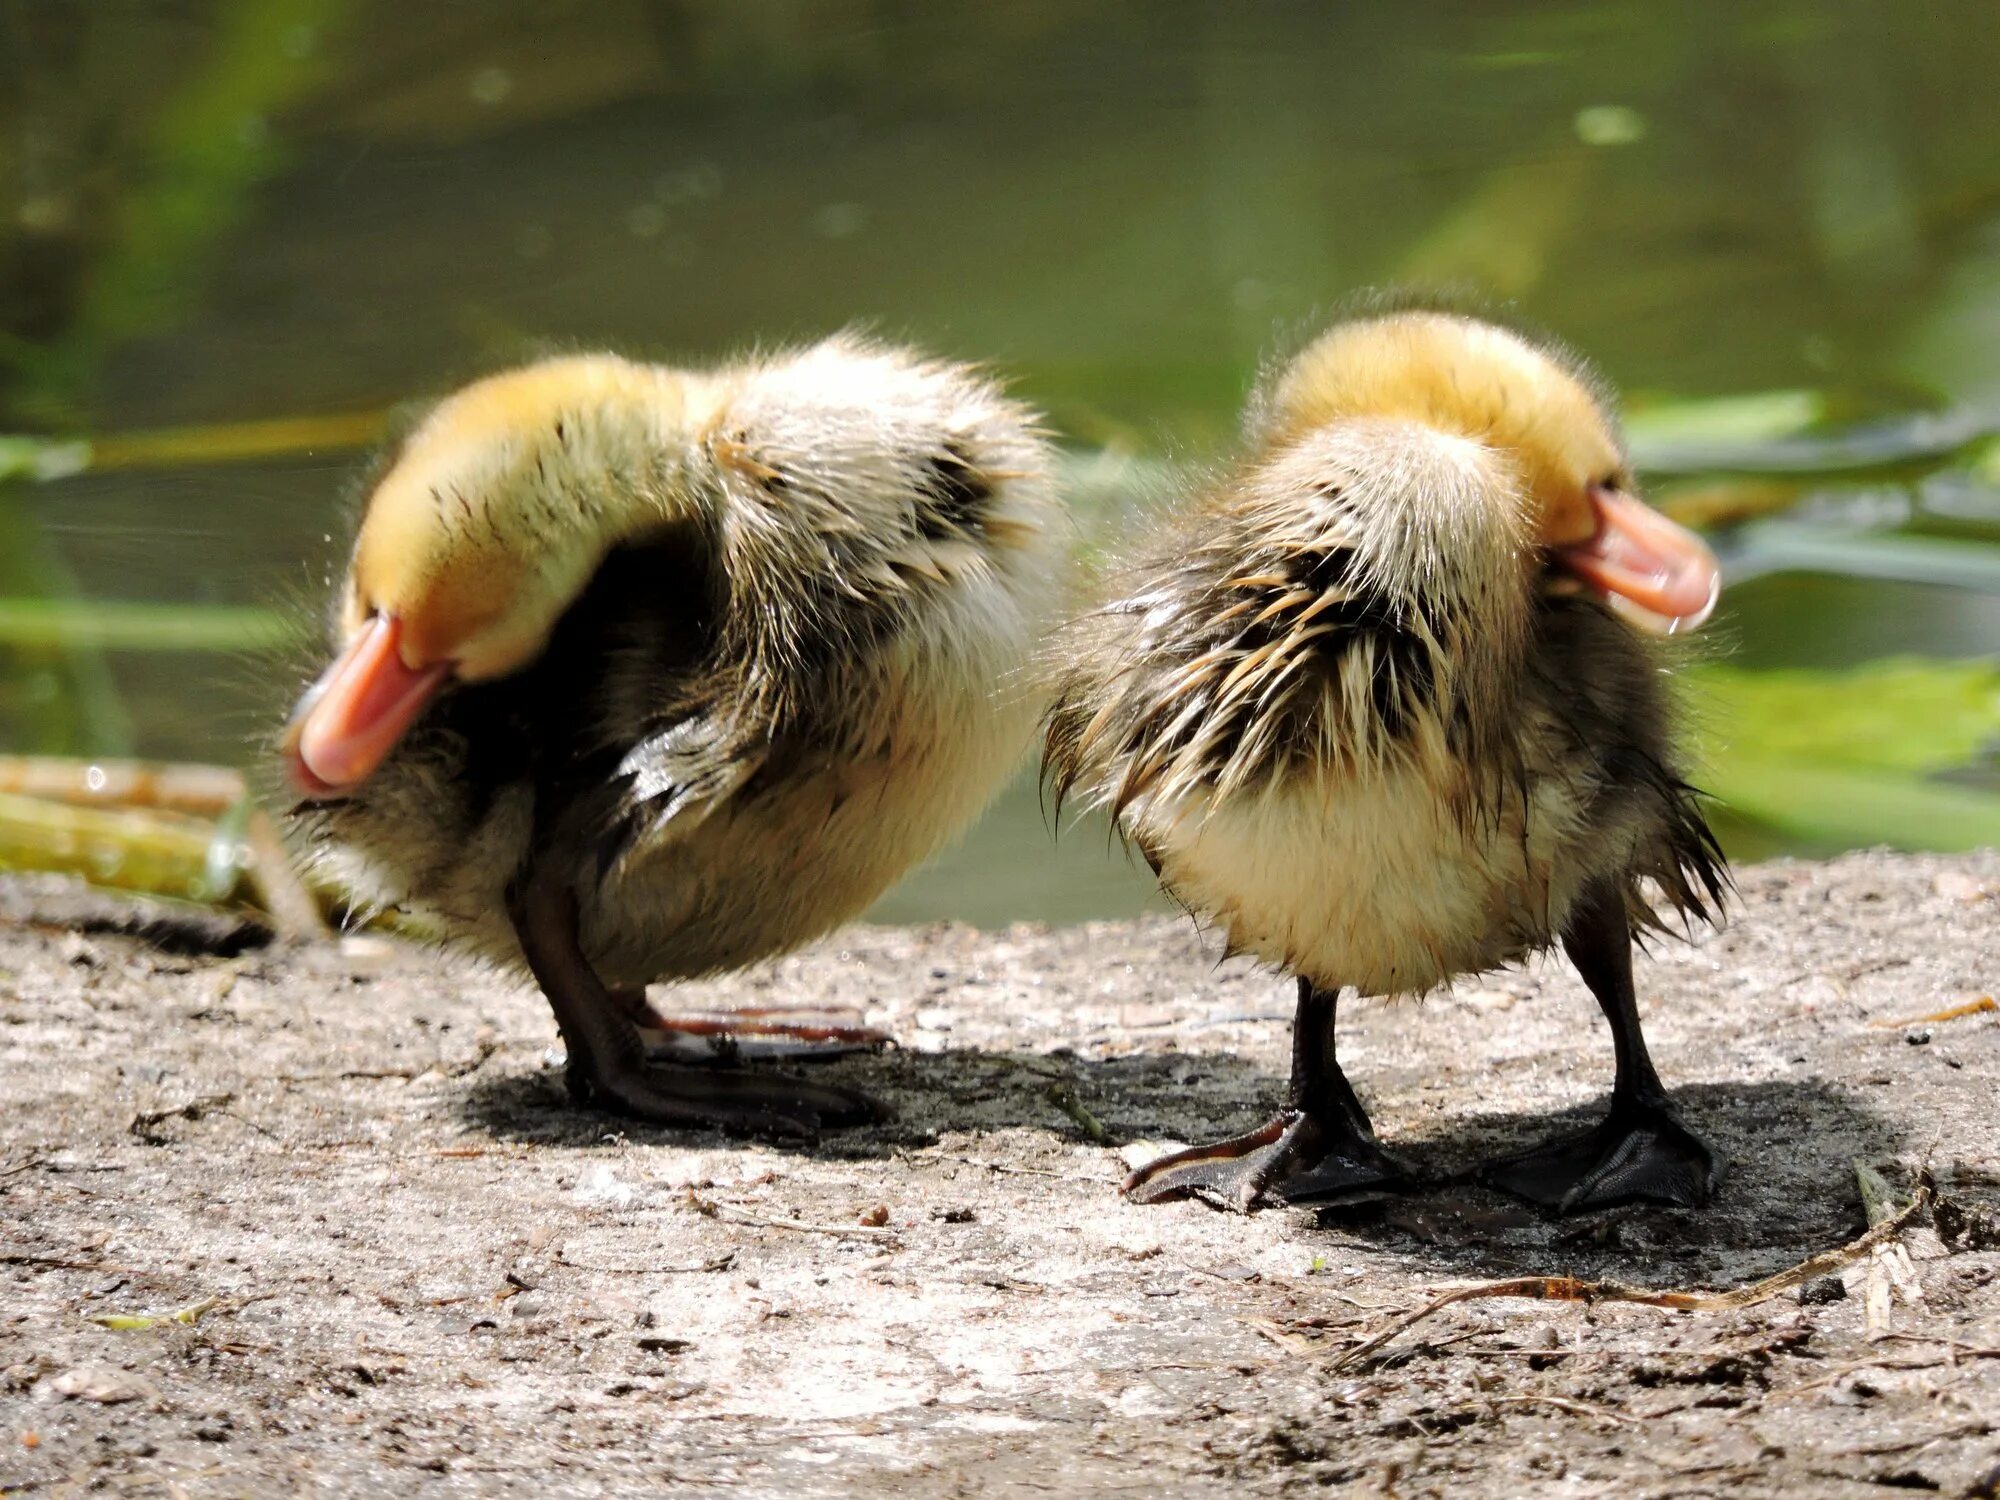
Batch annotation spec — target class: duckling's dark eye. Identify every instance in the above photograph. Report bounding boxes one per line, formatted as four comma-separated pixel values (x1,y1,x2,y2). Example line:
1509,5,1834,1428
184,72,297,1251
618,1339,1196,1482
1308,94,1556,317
1597,474,1622,493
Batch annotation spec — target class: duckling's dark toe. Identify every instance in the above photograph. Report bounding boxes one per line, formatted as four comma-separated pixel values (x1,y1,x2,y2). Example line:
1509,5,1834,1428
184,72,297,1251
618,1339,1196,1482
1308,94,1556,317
570,1060,890,1140
627,1002,893,1065
1278,1146,1414,1205
1124,1110,1411,1214
1485,1099,1725,1213
512,879,892,1140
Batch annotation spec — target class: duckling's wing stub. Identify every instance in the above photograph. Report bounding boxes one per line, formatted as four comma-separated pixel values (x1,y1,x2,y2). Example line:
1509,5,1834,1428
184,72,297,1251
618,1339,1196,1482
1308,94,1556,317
619,718,761,830
588,714,765,881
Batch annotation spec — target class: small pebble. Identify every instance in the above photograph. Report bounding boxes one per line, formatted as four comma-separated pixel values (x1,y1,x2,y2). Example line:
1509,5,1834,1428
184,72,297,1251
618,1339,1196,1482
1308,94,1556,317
1934,871,1994,903
336,934,397,969
49,1365,153,1404
1798,1275,1847,1305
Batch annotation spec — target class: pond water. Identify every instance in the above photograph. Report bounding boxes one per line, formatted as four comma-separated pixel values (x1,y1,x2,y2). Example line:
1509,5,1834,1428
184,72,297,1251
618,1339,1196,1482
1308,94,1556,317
4,2,1999,924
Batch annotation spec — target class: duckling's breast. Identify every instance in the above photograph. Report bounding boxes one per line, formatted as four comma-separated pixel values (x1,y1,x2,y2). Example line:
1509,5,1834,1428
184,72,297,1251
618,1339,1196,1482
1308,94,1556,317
1150,733,1585,995
1132,602,1701,997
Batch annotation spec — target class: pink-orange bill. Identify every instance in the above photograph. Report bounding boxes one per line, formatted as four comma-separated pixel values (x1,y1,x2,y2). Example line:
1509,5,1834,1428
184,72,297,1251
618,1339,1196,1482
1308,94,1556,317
283,614,450,796
1556,485,1720,635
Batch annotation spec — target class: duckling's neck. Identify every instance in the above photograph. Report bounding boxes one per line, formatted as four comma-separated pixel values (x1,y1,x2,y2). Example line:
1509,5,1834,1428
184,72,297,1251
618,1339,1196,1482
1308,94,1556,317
351,358,723,681
538,359,719,528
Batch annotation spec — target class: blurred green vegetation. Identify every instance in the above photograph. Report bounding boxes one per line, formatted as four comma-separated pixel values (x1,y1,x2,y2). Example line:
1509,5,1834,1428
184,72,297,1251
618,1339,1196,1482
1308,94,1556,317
1688,660,2000,857
2,1,2000,923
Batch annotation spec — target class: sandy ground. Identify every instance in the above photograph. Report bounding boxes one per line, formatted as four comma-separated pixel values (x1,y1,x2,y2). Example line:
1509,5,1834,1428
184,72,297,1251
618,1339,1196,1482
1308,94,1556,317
2,851,1998,1498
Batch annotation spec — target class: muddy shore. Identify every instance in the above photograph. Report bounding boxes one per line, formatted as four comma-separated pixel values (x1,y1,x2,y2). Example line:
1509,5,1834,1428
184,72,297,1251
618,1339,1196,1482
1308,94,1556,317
2,851,1997,1497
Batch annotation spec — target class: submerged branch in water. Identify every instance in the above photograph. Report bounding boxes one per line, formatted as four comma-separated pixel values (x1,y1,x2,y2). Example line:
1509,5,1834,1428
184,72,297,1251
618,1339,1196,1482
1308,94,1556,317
0,597,304,652
0,759,329,938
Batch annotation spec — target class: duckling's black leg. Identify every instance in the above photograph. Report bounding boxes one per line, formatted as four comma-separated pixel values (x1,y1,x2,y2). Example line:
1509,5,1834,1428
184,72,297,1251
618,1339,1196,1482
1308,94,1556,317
1123,978,1411,1212
615,991,892,1065
508,871,887,1138
1485,880,1725,1212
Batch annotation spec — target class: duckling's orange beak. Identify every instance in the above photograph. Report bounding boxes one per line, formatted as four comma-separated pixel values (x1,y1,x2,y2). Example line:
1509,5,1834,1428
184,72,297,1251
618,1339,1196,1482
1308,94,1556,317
283,614,452,796
1555,485,1720,636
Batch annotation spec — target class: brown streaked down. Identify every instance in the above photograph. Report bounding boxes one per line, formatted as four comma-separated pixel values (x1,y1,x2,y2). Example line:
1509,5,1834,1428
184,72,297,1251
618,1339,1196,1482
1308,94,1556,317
1046,303,1729,1216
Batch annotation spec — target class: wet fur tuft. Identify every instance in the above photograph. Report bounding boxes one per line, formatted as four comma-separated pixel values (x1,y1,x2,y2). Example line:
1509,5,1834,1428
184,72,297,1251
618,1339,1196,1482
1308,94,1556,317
1045,305,1726,996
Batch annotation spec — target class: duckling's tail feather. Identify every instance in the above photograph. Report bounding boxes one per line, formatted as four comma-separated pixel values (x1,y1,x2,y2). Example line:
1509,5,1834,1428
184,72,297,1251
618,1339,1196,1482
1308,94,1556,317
1628,771,1731,942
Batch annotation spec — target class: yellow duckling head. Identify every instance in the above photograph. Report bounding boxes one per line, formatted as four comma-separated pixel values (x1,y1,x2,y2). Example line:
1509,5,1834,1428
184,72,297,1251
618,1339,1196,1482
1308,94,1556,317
1256,308,1719,636
285,355,698,795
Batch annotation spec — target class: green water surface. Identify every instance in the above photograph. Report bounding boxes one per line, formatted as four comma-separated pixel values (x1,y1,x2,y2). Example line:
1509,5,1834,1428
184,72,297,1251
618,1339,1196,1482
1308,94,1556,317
4,2,2000,924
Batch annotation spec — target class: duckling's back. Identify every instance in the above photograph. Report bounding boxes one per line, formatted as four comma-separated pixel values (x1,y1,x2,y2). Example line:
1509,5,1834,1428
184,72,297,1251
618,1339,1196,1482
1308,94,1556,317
299,338,1068,984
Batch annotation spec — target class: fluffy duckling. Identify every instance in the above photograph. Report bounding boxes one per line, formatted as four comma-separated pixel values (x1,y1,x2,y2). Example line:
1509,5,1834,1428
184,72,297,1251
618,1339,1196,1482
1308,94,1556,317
1046,303,1728,1213
285,336,1065,1135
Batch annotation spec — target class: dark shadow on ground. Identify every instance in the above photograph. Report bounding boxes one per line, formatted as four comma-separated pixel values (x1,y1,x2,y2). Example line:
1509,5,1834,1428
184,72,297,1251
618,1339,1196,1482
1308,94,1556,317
1300,1077,1903,1284
455,1041,1290,1155
460,1050,1896,1286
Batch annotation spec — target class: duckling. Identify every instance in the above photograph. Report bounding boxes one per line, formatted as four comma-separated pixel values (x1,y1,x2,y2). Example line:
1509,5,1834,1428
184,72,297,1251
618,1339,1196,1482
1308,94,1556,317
1045,302,1728,1213
284,336,1065,1136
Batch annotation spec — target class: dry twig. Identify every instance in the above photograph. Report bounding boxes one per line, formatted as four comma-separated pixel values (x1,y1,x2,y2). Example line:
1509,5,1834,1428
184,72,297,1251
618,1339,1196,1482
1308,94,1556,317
1869,995,1996,1029
554,1250,736,1275
0,1254,140,1273
1325,1181,1933,1373
686,1191,900,1241
129,1092,237,1143
1478,1393,1640,1426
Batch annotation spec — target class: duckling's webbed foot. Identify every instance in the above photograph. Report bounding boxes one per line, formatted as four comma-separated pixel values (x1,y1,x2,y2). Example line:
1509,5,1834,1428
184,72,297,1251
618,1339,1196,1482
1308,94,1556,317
1484,1098,1721,1212
1484,880,1726,1213
1122,1109,1408,1213
614,992,892,1065
1124,979,1411,1213
509,874,887,1138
